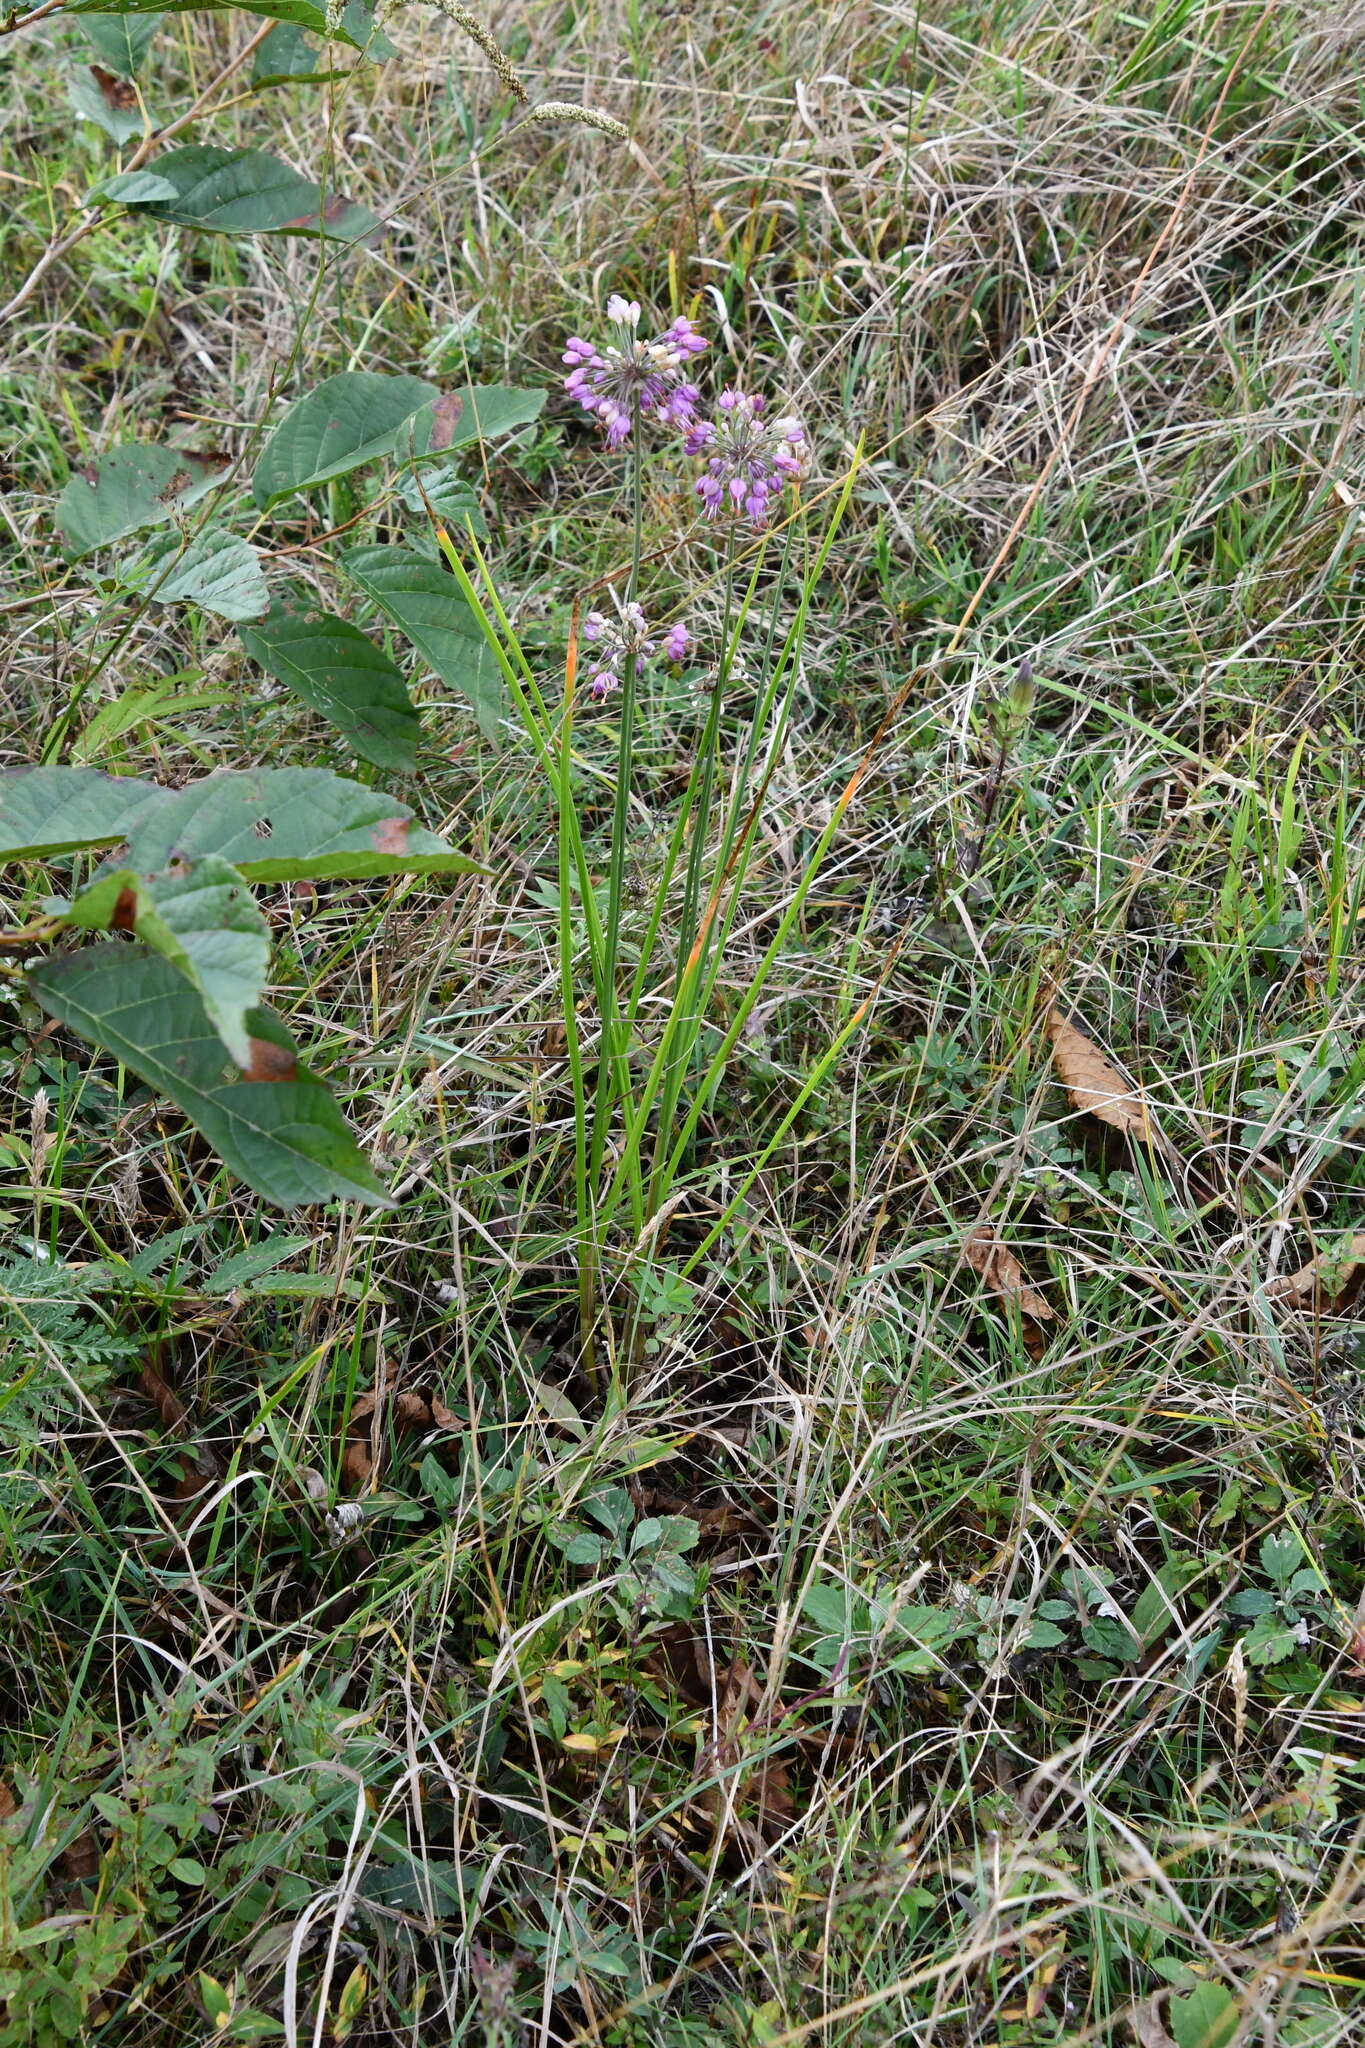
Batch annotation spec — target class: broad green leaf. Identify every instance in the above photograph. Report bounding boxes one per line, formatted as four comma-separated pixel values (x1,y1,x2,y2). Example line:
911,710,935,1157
133,527,269,621
99,145,380,242
64,854,270,1068
396,385,547,462
340,544,501,739
238,596,420,771
79,11,164,73
251,20,317,82
1169,1982,1239,2048
252,372,439,507
0,766,478,882
28,946,392,1208
67,0,390,59
67,64,145,145
0,766,169,861
91,169,177,204
125,766,478,882
57,444,231,555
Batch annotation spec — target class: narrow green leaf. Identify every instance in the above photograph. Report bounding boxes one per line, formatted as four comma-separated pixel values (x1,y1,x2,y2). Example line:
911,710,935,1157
78,11,164,74
204,1237,313,1291
28,946,392,1209
135,527,269,621
64,854,270,1069
238,596,420,771
57,444,231,556
99,144,380,241
340,544,502,739
252,372,439,507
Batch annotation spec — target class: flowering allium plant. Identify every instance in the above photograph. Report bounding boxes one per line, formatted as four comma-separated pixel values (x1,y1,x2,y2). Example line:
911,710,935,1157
563,295,706,446
685,389,807,527
581,604,691,699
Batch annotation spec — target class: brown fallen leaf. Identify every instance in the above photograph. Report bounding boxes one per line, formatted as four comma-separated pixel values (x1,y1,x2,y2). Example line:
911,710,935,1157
963,1227,1055,1323
341,1382,462,1491
0,1781,15,1820
1267,1234,1365,1311
1046,1008,1163,1146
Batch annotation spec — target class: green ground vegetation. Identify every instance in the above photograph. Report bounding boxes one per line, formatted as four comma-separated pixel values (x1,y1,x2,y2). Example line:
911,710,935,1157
2,0,1365,2041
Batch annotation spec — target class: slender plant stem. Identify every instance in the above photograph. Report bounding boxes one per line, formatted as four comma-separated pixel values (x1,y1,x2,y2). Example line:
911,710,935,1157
589,402,645,1194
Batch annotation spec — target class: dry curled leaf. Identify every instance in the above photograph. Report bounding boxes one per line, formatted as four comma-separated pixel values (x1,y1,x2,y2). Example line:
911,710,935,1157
1045,1008,1161,1144
1266,1234,1365,1311
963,1227,1055,1323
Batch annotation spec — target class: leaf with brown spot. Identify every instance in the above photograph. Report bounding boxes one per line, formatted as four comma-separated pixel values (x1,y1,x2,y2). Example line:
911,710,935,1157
425,392,465,451
90,65,138,112
109,885,139,932
1046,1008,1167,1150
369,817,410,855
1267,1234,1365,1311
243,1037,298,1083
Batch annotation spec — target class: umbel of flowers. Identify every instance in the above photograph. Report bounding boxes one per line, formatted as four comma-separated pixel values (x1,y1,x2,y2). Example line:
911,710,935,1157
563,298,807,530
562,295,706,446
581,605,690,700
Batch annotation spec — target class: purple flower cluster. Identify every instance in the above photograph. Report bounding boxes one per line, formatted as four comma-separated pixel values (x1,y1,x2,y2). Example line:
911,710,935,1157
581,604,690,700
685,389,807,528
563,294,706,447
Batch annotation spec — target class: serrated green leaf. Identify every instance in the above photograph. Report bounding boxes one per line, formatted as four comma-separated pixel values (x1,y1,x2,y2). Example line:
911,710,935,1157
99,144,380,241
67,64,145,144
135,526,268,621
396,384,547,462
64,854,270,1068
340,544,501,739
238,596,420,770
28,946,392,1208
204,1236,313,1291
1,765,479,883
252,372,439,507
57,444,231,555
79,11,164,72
